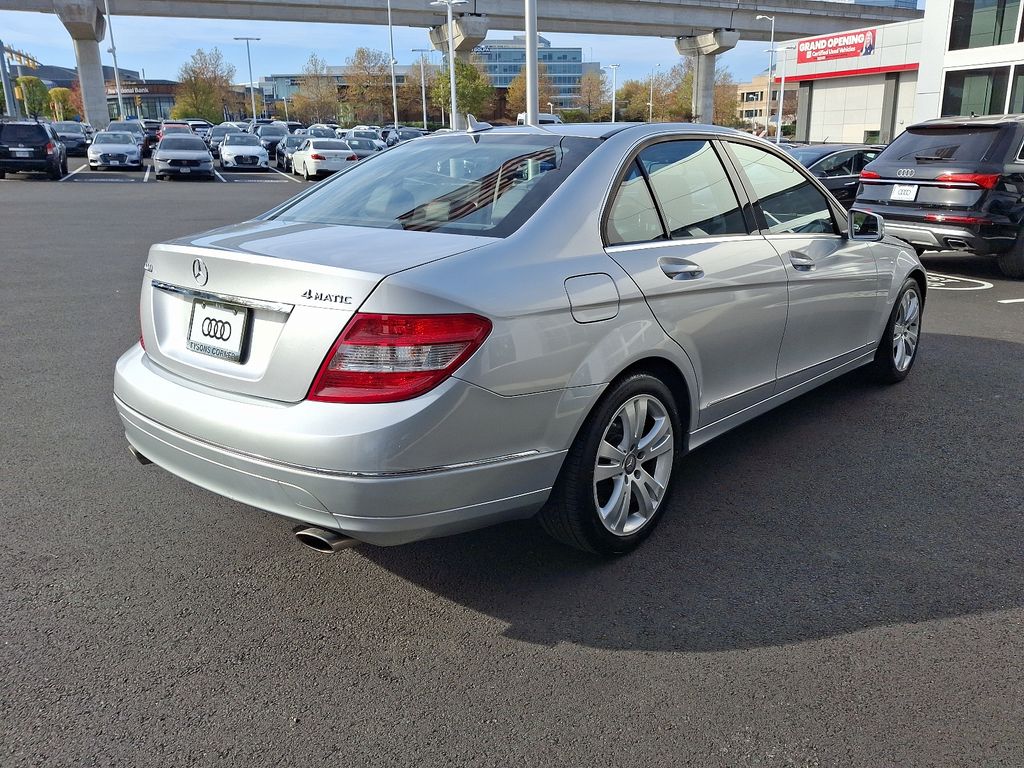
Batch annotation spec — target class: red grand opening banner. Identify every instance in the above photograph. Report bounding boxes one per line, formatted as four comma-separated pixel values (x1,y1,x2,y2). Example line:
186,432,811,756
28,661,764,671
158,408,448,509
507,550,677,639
797,29,878,64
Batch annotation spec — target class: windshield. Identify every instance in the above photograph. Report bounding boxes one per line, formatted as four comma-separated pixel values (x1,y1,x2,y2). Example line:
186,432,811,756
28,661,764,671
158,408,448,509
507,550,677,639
273,133,597,237
53,122,84,134
883,126,1002,163
224,134,261,146
160,138,207,151
347,139,376,150
788,147,833,166
109,122,142,134
210,127,233,138
94,132,134,145
258,126,287,137
163,125,191,133
283,137,304,148
352,131,378,140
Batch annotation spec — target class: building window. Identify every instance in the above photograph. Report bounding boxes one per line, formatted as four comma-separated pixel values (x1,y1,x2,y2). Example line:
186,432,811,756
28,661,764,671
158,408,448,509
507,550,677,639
1009,65,1024,111
949,0,1020,50
942,66,1010,115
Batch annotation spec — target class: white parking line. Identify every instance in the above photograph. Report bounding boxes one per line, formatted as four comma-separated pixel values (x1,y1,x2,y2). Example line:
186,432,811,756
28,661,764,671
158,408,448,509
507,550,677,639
997,298,1024,304
270,166,301,183
213,169,227,183
60,162,89,181
143,166,151,183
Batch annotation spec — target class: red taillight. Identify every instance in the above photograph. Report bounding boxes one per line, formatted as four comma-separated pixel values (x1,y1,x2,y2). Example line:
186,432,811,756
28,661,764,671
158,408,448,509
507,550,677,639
923,213,990,224
310,153,326,160
860,170,881,180
935,172,1000,189
308,313,492,404
45,141,55,154
346,154,357,161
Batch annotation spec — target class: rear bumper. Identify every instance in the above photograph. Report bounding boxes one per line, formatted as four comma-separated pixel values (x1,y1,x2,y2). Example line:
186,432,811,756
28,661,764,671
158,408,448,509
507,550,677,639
0,158,54,173
855,204,1015,255
113,345,576,545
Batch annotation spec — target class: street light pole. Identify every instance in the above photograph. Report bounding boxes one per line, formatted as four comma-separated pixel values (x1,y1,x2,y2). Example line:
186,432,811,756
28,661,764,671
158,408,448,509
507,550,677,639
608,63,618,123
648,63,660,122
430,0,467,130
756,14,775,135
386,0,399,129
234,37,260,120
412,49,431,130
101,0,126,118
774,45,795,144
524,0,539,126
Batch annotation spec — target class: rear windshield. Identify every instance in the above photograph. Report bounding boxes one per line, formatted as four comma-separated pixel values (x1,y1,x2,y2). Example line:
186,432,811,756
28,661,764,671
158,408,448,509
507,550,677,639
0,124,47,143
883,126,1002,163
310,140,350,150
210,127,233,138
258,126,287,137
309,128,335,137
108,122,142,133
352,131,378,140
160,138,207,151
283,136,304,147
273,133,598,237
348,139,376,150
53,122,85,134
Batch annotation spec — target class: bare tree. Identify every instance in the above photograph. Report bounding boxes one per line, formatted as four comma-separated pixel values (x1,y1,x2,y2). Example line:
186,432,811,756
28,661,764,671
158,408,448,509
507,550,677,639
291,53,339,124
343,47,392,125
577,70,608,119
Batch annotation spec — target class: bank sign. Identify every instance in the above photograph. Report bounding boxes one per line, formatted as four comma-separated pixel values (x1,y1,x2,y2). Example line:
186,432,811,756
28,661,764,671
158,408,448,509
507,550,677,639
797,29,878,64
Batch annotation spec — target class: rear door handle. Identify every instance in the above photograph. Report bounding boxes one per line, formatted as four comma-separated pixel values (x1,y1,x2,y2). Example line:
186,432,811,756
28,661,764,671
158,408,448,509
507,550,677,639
789,253,816,271
659,260,705,280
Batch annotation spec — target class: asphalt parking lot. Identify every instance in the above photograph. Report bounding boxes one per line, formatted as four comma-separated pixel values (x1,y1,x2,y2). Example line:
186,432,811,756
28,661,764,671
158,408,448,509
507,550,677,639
2,177,1023,768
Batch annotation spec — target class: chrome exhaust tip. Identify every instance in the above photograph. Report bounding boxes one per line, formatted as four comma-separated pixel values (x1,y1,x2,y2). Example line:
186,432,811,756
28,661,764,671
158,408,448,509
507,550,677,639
128,445,152,465
293,526,360,554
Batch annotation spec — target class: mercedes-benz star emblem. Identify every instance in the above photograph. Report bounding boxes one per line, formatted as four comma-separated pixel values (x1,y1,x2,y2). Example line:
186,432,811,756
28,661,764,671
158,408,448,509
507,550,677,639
192,258,209,286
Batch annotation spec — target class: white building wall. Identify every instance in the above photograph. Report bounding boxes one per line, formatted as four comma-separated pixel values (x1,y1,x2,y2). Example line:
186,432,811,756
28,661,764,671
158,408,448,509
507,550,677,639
894,71,918,136
807,76,889,142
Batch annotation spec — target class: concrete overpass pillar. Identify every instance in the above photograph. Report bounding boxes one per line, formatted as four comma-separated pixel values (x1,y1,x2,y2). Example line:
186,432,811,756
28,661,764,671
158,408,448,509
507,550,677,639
429,15,488,129
53,0,109,129
675,29,739,124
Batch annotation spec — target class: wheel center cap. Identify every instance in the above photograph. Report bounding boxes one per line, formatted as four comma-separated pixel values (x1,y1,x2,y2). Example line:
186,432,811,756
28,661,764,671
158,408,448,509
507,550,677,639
624,455,637,474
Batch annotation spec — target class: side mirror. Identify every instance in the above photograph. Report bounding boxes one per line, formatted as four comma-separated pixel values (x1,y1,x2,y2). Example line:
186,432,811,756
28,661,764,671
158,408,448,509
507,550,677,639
848,209,884,242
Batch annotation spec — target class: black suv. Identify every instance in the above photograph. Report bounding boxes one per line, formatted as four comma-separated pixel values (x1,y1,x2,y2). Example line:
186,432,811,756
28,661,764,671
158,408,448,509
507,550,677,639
855,114,1024,278
0,121,68,180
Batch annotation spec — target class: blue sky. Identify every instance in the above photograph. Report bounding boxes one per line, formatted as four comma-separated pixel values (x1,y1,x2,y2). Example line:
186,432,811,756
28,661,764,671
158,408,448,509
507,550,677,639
0,9,770,86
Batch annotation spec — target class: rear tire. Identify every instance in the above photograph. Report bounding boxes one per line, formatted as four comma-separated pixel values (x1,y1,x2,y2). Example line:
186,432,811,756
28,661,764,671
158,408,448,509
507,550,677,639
997,232,1024,278
0,171,6,179
870,278,923,383
539,373,683,555
302,163,312,181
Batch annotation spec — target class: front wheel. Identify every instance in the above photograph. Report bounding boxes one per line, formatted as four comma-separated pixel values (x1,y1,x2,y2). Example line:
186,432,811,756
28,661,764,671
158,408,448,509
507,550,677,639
539,373,682,555
871,278,923,383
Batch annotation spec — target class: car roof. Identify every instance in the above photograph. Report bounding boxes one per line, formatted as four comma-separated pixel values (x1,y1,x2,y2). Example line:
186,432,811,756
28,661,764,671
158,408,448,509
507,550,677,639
483,122,751,140
908,114,1024,129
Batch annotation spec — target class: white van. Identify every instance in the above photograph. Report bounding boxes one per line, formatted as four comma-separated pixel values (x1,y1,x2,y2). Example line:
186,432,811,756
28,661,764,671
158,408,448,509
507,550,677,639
516,112,564,126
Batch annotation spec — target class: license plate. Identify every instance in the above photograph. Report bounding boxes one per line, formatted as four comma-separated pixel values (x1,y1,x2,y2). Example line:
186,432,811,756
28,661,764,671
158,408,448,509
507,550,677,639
12,149,32,157
890,184,917,202
110,160,120,166
187,300,248,362
180,167,191,174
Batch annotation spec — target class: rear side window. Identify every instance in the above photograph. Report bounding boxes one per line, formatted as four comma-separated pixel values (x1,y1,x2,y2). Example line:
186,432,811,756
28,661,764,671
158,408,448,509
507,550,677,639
637,140,746,238
606,162,665,245
811,150,859,177
882,126,1002,163
0,124,47,143
729,143,837,235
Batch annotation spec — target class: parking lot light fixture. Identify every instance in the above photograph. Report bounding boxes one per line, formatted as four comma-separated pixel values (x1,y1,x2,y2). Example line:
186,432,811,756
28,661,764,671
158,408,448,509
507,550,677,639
606,64,619,123
234,37,260,120
412,49,432,129
101,0,126,119
756,15,775,135
387,0,399,130
772,44,796,144
430,0,468,130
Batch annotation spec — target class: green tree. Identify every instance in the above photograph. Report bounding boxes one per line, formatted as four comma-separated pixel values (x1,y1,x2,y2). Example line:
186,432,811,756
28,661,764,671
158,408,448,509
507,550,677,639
431,57,494,120
16,76,50,117
49,87,77,121
170,47,235,123
504,60,555,119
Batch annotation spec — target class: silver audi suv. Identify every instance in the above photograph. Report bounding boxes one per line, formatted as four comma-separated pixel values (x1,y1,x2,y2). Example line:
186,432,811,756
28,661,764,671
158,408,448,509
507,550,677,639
114,123,926,555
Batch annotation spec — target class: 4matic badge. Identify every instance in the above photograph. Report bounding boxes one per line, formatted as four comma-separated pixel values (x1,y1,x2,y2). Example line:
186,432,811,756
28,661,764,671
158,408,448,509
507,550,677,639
302,289,353,305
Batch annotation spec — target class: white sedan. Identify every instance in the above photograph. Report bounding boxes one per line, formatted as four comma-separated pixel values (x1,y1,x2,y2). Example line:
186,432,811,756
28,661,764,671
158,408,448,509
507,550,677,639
291,139,358,180
219,133,270,170
87,131,142,170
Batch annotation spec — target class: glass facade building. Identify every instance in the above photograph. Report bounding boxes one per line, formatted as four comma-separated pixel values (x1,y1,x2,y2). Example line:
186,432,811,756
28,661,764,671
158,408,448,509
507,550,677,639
473,36,598,109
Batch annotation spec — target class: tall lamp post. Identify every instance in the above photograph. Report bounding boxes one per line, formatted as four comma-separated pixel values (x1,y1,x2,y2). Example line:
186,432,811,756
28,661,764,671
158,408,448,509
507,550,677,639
234,36,260,120
756,14,775,135
772,44,795,143
386,0,399,129
647,63,660,122
607,63,619,123
101,0,126,118
412,48,432,130
430,0,467,130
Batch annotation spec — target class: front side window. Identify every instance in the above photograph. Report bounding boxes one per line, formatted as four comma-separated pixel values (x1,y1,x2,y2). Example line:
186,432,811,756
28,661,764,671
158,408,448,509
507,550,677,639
811,150,859,177
606,161,665,246
729,142,836,235
274,134,597,237
637,140,746,238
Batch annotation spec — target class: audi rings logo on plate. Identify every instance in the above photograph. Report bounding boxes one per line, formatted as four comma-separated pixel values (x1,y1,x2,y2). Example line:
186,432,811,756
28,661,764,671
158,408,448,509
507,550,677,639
202,317,232,342
896,168,916,178
192,258,209,286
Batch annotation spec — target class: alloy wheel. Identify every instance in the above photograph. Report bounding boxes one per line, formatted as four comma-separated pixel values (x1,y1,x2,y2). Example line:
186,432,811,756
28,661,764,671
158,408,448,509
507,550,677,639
593,394,674,536
892,288,921,372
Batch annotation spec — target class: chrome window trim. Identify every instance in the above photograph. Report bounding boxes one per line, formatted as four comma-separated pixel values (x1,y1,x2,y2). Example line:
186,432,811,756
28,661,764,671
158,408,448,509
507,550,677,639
605,234,766,253
151,280,294,313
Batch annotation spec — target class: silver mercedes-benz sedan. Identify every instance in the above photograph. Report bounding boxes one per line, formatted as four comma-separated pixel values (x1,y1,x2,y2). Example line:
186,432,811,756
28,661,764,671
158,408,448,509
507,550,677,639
114,123,925,555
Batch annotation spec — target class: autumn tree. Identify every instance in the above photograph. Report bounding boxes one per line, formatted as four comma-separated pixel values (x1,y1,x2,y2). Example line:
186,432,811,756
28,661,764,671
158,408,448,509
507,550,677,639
291,52,340,124
430,57,494,121
342,47,391,125
48,87,77,121
576,70,608,119
171,47,235,123
504,60,556,118
16,76,50,117
399,54,435,127
68,81,84,119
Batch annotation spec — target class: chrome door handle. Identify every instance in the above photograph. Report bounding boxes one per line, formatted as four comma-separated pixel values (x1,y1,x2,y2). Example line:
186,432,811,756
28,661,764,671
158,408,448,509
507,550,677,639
660,261,705,280
844,181,858,186
789,253,816,271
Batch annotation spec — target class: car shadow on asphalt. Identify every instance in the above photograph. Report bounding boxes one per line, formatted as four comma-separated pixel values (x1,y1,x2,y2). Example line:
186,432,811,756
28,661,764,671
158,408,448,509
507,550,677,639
354,332,1024,652
920,251,1003,279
